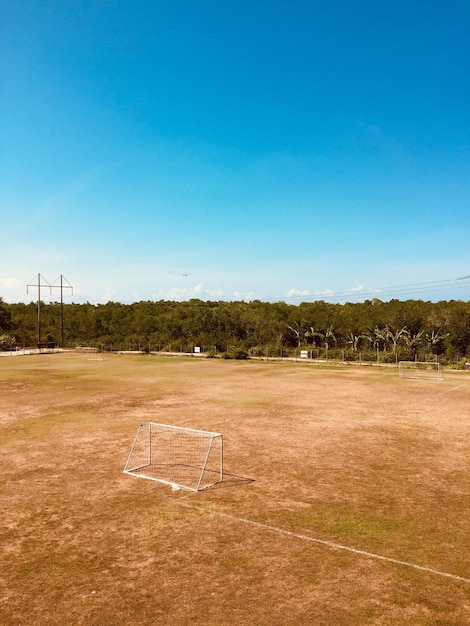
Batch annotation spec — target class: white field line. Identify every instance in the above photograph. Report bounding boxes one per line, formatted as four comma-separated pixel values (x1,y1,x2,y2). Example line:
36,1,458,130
176,501,470,584
430,385,463,399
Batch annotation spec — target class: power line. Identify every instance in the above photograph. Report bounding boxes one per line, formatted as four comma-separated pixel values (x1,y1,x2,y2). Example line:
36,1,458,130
26,273,73,346
263,274,470,304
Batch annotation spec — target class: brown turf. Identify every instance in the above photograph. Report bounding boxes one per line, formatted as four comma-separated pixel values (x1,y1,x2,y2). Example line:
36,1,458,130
1,353,469,625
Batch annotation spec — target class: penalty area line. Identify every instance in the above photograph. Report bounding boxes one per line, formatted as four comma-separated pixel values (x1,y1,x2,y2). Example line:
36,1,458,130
176,502,470,584
430,385,462,399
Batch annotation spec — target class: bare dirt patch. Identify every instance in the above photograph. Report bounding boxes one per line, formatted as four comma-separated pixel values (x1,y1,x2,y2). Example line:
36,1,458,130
1,354,469,625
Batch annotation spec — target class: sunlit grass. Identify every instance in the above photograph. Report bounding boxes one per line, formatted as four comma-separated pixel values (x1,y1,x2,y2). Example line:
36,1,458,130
1,353,469,625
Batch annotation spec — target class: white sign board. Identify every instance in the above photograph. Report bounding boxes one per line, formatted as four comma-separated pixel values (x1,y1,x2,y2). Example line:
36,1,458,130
300,350,308,359
194,346,201,353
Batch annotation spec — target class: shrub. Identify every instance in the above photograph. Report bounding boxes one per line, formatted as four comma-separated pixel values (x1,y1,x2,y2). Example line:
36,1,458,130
0,334,16,351
233,348,249,360
222,348,249,360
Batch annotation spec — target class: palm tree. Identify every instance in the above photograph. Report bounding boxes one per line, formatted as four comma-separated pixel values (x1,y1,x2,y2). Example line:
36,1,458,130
305,325,336,347
286,323,302,348
366,326,389,352
346,330,364,352
404,330,424,360
425,328,449,357
324,325,337,348
385,326,409,363
363,326,391,363
304,327,323,347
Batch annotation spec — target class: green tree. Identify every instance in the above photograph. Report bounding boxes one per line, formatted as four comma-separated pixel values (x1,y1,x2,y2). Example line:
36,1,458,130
404,330,424,360
385,326,409,362
424,328,449,357
0,297,11,332
346,330,364,352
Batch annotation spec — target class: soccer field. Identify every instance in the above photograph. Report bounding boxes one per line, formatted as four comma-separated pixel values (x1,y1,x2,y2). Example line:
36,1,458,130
1,353,469,625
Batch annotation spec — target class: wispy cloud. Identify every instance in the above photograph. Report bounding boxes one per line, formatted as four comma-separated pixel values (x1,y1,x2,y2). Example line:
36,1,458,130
287,288,312,298
151,284,226,301
314,289,334,297
0,277,24,289
346,284,365,293
0,277,27,302
233,291,256,301
287,288,336,300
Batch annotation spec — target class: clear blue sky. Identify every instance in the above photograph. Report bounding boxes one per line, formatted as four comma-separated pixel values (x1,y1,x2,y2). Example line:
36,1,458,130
1,1,469,304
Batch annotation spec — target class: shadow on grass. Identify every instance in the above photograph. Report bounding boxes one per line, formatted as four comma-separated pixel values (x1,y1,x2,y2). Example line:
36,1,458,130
208,472,255,490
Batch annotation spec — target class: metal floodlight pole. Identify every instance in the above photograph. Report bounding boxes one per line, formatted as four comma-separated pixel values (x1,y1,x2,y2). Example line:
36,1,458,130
26,273,52,346
51,275,73,347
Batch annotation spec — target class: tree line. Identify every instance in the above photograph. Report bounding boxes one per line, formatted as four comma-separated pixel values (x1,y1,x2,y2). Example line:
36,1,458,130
1,297,469,364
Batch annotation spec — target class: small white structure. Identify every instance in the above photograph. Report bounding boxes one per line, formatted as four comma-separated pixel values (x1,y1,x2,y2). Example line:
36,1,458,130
398,361,443,381
124,423,223,491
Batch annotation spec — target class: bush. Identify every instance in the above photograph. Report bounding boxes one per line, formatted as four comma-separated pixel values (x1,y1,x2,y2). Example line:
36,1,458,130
222,348,249,360
0,334,16,351
233,348,249,360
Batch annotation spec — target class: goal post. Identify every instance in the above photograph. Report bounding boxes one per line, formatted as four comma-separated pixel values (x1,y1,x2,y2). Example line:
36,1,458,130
124,423,223,491
398,361,443,381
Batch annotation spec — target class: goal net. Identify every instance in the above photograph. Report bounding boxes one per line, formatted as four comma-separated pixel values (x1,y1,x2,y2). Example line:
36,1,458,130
398,361,443,381
123,423,223,491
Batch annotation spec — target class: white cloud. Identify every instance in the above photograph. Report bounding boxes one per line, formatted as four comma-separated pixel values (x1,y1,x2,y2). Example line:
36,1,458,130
287,288,312,297
0,277,24,289
314,289,334,297
232,290,256,301
346,284,365,293
159,284,207,301
0,277,28,302
208,289,225,299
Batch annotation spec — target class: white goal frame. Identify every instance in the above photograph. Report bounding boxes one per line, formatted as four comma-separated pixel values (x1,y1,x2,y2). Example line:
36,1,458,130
123,422,223,491
398,361,443,381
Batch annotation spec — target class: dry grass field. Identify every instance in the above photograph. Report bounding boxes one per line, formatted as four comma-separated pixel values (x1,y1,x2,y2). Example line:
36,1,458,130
1,353,469,625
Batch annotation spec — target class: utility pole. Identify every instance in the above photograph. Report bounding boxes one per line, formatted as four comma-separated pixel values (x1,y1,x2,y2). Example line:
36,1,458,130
27,274,52,346
51,275,73,347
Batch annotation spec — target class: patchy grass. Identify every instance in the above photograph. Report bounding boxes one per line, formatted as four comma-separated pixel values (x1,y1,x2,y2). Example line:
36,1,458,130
1,353,469,625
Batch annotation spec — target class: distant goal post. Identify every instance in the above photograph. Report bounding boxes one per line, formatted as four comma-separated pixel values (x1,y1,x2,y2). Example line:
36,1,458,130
398,361,444,381
124,422,223,491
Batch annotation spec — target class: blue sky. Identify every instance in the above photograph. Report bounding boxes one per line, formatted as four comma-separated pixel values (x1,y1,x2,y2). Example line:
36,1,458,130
1,1,469,304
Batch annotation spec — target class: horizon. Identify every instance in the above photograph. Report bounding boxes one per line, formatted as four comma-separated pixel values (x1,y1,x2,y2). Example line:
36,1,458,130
3,273,470,307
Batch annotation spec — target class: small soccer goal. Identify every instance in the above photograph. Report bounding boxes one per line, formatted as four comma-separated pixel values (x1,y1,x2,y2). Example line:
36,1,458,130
123,422,223,491
398,361,444,381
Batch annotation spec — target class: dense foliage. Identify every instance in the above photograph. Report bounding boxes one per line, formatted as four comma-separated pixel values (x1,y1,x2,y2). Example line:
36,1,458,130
1,297,470,363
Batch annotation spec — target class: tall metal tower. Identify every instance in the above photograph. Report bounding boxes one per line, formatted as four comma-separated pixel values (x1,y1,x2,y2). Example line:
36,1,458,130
26,274,52,346
51,275,73,347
